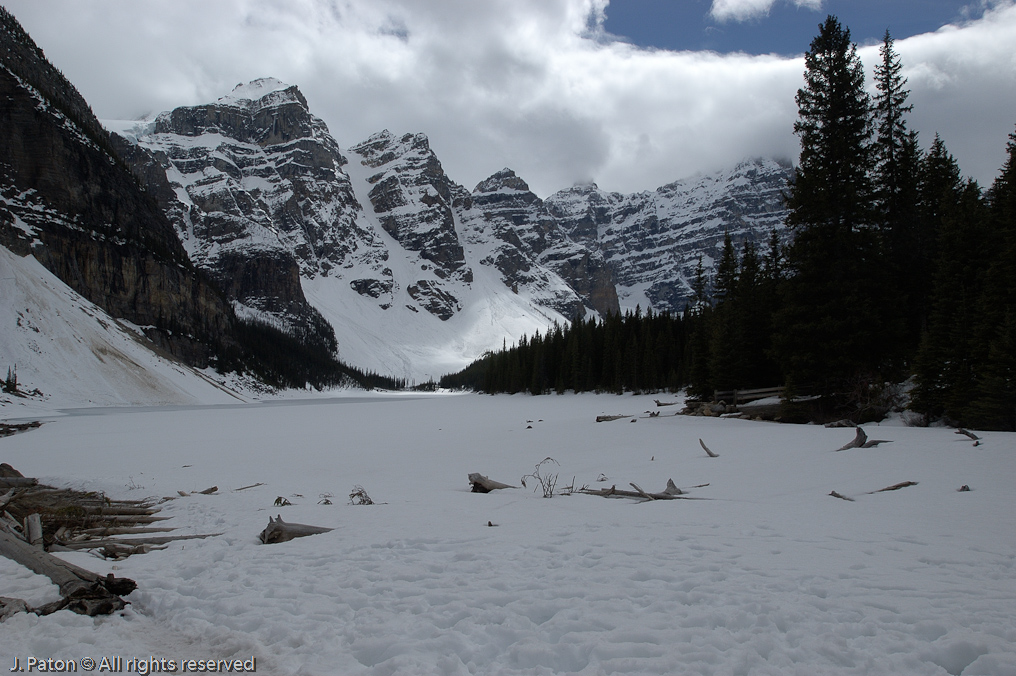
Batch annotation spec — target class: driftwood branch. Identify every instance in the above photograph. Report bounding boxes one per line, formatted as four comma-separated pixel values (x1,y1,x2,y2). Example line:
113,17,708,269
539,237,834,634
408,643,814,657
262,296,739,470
868,481,918,494
258,515,333,544
54,532,222,550
579,478,694,502
699,438,719,458
829,491,855,501
835,427,893,451
835,427,866,451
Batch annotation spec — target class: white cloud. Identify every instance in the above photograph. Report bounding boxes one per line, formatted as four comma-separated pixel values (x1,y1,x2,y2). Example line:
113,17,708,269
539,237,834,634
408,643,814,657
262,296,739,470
2,0,1014,197
709,0,823,23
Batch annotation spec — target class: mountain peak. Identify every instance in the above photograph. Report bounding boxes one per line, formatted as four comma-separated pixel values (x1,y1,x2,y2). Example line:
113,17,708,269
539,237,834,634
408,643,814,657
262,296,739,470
474,168,531,194
215,77,306,110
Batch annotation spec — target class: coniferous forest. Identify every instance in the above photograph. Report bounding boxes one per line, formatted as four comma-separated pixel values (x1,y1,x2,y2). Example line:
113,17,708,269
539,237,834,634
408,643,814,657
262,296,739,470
441,16,1016,431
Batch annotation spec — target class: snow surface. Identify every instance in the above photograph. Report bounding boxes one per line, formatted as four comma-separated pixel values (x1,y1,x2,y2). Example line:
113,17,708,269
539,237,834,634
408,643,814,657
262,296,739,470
218,78,294,105
2,392,1014,675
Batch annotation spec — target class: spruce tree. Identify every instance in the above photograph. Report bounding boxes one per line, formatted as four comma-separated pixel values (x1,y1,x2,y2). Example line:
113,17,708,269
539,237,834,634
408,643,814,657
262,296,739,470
912,177,987,421
873,30,916,227
709,235,740,391
970,127,1016,429
872,30,924,354
774,16,889,402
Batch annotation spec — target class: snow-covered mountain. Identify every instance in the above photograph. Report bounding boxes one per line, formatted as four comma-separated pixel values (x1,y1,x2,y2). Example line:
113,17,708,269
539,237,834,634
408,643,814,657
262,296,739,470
546,158,791,312
105,78,792,381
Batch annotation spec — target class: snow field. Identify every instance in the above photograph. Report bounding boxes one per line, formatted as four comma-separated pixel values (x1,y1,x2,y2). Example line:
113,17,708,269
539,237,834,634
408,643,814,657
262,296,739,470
0,392,1014,675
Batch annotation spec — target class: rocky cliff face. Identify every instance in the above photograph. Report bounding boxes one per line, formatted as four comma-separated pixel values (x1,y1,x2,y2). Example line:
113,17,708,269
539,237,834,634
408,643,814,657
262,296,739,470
0,8,237,366
459,168,618,318
115,78,392,348
346,131,471,320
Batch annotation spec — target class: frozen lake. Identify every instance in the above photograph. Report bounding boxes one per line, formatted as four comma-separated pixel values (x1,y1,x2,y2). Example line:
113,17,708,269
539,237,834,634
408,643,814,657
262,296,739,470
1,392,1014,675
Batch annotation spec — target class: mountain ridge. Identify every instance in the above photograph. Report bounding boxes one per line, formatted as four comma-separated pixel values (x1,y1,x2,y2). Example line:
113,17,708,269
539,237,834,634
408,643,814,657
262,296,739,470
102,77,792,380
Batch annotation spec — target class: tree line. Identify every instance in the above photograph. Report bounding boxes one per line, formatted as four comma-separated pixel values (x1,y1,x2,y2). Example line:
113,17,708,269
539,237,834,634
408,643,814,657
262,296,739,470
441,16,1016,431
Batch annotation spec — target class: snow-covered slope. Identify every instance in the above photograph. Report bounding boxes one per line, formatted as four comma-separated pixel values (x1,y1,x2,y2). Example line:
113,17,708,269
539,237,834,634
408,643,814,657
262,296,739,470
0,247,247,413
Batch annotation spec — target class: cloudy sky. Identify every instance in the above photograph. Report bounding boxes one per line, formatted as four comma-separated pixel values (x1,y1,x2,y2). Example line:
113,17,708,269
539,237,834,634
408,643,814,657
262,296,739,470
5,0,1015,197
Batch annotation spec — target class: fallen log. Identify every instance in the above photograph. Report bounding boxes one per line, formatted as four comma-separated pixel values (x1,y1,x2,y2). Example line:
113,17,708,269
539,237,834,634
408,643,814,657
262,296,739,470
259,515,333,544
0,488,17,510
25,513,42,547
55,532,222,550
468,473,517,493
0,477,39,488
654,400,679,407
0,596,31,621
0,528,135,616
595,414,630,422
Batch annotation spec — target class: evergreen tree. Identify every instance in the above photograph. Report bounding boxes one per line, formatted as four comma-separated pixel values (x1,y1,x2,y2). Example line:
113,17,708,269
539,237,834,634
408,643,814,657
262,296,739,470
774,16,890,401
873,29,916,229
786,16,874,235
709,236,740,392
872,30,924,353
713,233,738,304
970,127,1016,429
912,177,987,421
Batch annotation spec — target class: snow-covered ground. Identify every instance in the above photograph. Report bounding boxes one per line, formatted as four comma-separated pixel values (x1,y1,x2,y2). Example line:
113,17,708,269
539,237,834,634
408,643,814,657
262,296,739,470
1,392,1014,675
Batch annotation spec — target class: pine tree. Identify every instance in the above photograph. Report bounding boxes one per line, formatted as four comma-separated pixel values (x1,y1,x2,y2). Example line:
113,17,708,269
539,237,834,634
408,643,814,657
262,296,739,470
786,16,874,235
